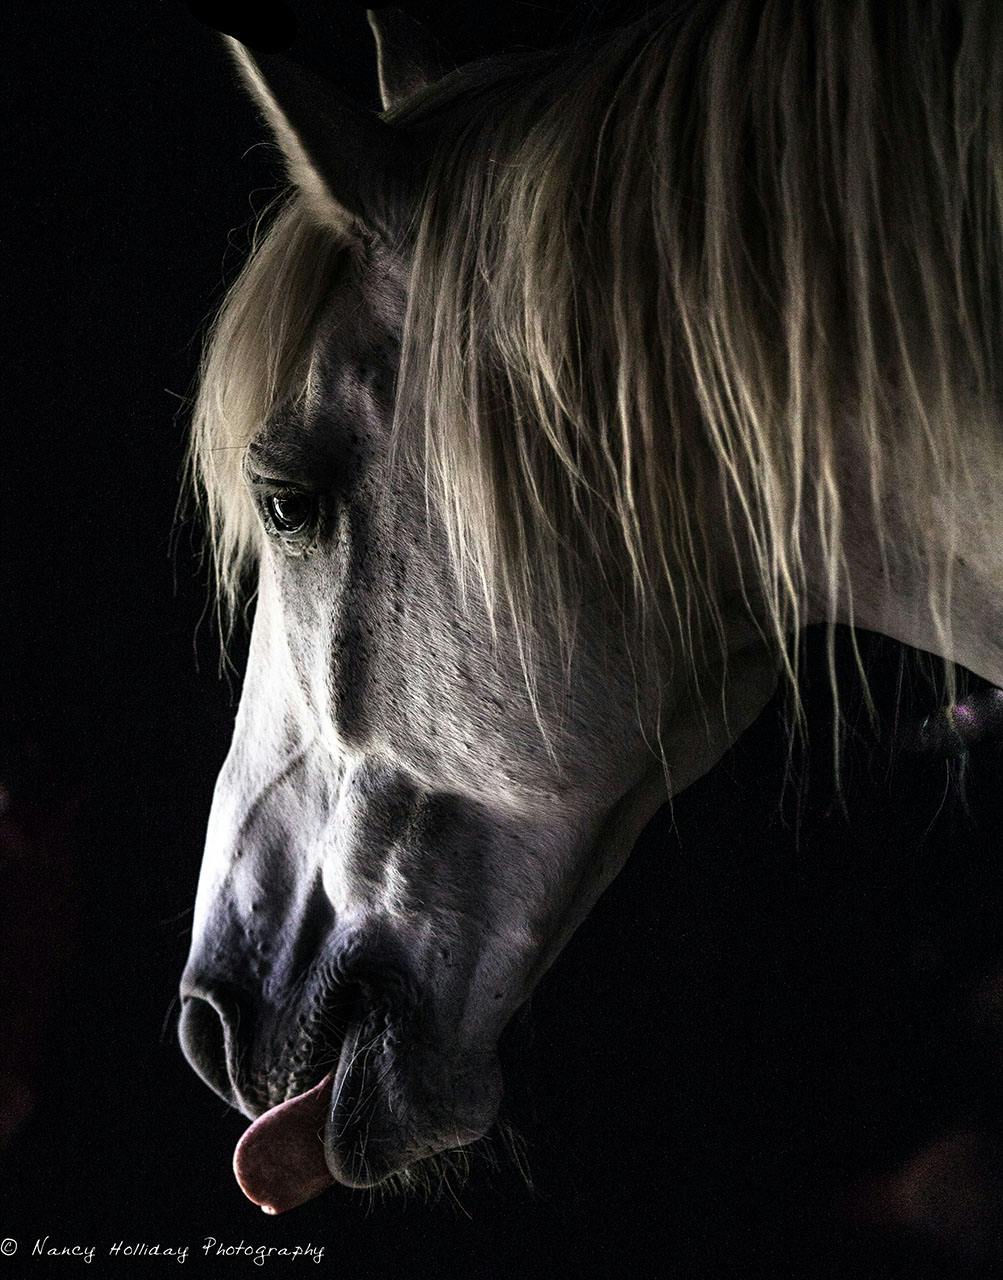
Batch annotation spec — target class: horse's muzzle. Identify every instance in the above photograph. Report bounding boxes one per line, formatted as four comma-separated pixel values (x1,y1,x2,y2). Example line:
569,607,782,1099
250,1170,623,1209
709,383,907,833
178,930,501,1195
179,933,417,1118
181,957,501,1192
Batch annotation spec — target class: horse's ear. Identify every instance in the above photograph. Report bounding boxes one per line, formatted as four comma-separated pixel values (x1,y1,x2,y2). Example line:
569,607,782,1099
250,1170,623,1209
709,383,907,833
227,37,425,244
367,8,446,111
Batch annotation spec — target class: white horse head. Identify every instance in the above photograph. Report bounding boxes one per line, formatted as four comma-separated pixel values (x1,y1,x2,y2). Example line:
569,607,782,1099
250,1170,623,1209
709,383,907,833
179,3,1003,1210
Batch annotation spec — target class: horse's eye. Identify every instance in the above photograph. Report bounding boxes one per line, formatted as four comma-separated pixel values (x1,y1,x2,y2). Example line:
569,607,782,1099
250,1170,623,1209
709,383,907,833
265,492,317,536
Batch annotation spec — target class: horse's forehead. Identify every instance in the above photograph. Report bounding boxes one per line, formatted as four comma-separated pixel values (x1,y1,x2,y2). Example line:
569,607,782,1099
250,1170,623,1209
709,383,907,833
312,238,409,358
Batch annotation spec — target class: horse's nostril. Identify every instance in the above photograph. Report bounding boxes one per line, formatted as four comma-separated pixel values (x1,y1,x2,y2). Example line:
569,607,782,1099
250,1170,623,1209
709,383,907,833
179,995,234,1105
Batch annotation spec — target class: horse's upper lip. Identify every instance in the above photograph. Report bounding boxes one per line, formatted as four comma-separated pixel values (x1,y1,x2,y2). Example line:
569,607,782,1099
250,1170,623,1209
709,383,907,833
238,948,409,1116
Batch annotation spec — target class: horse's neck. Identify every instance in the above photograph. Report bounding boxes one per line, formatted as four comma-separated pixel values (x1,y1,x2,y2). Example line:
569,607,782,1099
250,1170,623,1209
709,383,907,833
819,413,1003,689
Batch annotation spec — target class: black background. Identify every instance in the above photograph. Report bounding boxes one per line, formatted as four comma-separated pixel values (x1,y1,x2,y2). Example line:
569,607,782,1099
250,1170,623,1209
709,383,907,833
5,3,1003,1276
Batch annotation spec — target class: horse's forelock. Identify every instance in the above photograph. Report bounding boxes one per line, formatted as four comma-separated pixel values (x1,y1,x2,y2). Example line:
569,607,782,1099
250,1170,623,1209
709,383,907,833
188,198,350,625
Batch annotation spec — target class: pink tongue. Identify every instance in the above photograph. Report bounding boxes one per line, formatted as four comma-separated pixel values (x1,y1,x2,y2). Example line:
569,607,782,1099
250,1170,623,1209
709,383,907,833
232,1073,335,1214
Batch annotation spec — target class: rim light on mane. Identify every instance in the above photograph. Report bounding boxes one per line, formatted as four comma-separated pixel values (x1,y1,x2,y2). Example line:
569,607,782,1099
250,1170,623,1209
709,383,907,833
193,0,1003,733
190,200,349,620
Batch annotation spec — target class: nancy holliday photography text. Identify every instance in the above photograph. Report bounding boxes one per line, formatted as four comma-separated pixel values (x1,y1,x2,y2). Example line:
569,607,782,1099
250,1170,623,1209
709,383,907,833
19,1236,326,1266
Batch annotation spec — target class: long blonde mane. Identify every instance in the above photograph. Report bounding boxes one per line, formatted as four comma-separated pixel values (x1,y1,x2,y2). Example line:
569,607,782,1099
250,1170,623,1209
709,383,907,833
192,0,1003,716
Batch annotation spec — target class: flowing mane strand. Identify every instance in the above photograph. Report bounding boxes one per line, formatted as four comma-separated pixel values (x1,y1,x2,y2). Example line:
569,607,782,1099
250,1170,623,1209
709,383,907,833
192,0,1003,716
400,0,1003,700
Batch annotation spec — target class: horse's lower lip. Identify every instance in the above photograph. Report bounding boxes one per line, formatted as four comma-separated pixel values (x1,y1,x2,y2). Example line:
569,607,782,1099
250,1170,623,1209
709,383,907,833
232,1005,389,1209
322,1018,403,1188
322,1019,498,1190
232,1009,391,1209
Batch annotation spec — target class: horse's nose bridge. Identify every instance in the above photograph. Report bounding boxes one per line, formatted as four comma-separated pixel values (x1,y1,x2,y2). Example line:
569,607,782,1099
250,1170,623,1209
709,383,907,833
197,740,447,941
193,731,342,920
